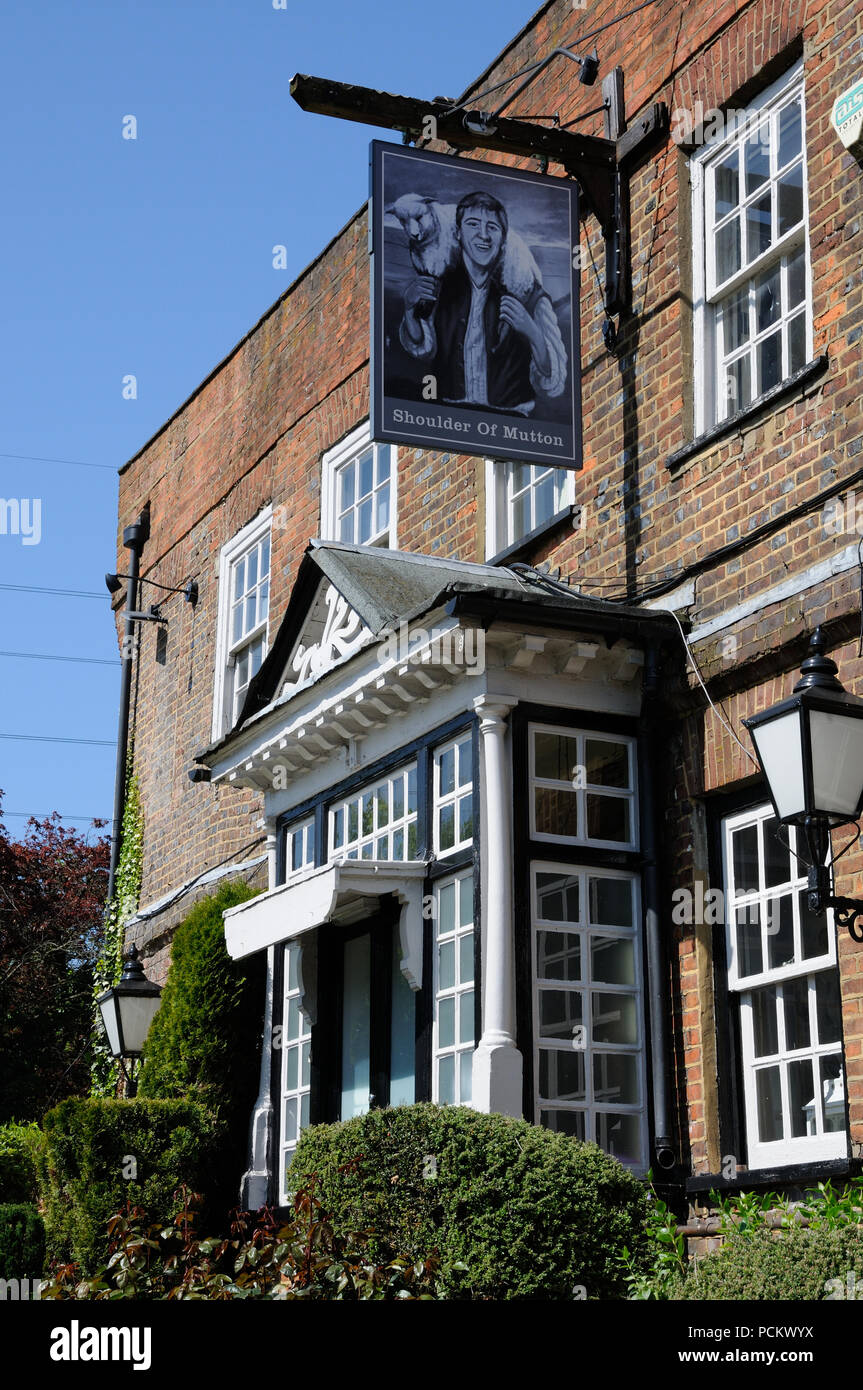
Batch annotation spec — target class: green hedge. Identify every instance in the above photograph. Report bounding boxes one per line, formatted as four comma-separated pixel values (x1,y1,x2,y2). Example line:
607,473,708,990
0,1205,45,1280
0,1121,41,1205
138,881,264,1207
291,1104,650,1300
669,1227,863,1300
38,1097,223,1273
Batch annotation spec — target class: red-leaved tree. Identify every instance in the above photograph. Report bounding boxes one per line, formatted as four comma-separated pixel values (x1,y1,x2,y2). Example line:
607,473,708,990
0,793,109,1122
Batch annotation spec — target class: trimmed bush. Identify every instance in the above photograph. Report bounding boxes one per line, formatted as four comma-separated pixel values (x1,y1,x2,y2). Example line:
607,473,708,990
0,1204,45,1280
138,881,264,1206
0,1121,41,1205
669,1226,863,1300
38,1097,223,1273
291,1104,650,1299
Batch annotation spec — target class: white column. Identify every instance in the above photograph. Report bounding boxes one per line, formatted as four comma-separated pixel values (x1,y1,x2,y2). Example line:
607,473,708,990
472,696,523,1116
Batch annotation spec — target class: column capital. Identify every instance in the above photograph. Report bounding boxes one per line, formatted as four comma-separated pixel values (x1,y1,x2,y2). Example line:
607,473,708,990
472,695,517,732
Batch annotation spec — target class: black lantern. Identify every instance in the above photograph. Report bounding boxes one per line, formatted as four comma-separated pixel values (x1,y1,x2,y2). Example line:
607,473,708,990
743,628,863,940
96,945,163,1096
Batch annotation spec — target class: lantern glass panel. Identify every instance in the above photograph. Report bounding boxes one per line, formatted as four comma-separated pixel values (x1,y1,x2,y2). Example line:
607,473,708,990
750,709,806,820
808,709,863,821
98,996,122,1057
118,993,162,1055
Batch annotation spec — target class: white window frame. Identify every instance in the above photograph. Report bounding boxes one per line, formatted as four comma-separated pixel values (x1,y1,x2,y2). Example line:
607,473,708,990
722,803,847,1168
484,458,574,558
432,870,475,1106
528,723,639,851
278,940,312,1204
433,732,474,858
320,420,397,548
212,505,272,740
284,816,315,881
328,762,418,862
531,861,647,1171
691,60,811,434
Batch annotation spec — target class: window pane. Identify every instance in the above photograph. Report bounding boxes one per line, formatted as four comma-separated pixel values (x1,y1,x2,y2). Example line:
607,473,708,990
459,933,474,984
285,1046,298,1092
392,775,404,820
596,1111,642,1166
438,996,455,1048
746,192,772,262
437,1054,455,1104
755,265,781,334
593,1052,639,1105
439,748,455,795
392,827,404,860
439,804,455,851
756,1066,783,1142
232,600,244,644
724,353,751,415
722,286,749,353
437,882,455,936
714,150,739,217
459,991,474,1044
458,875,473,927
260,535,270,579
585,739,629,788
744,126,770,195
783,976,811,1051
777,163,803,236
438,940,455,991
407,767,418,814
458,795,473,843
821,1054,845,1132
732,824,759,892
815,973,842,1045
736,902,763,977
586,794,629,843
762,818,790,886
788,245,805,308
716,216,741,282
339,462,355,509
539,1049,585,1102
758,330,782,394
752,985,778,1057
459,1049,472,1103
375,486,389,537
358,497,373,541
537,872,579,922
766,893,794,970
359,449,373,498
534,473,555,526
789,1056,814,1138
539,988,582,1042
458,738,473,785
800,889,828,958
338,510,354,543
247,548,258,589
283,1096,297,1143
512,491,530,541
535,731,579,780
590,935,635,986
537,930,581,981
535,787,580,838
789,312,806,374
588,877,632,928
541,1109,586,1138
778,99,802,167
377,445,391,482
592,992,637,1045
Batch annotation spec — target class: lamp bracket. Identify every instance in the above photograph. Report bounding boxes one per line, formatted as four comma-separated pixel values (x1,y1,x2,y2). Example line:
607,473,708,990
826,896,863,944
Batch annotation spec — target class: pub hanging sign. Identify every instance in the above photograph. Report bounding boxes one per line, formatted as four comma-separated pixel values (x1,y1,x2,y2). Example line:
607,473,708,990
370,140,582,471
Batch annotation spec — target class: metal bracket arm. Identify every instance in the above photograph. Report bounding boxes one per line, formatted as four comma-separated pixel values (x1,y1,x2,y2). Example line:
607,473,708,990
290,73,667,316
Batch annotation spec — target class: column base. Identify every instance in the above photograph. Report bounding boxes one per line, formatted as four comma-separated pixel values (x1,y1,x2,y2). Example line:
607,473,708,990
472,1036,524,1117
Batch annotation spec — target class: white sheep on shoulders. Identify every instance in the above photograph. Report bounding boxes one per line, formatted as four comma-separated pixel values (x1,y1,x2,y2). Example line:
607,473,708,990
387,193,543,302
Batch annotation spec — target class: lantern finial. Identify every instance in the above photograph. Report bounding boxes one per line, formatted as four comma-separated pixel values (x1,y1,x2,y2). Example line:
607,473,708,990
794,626,844,693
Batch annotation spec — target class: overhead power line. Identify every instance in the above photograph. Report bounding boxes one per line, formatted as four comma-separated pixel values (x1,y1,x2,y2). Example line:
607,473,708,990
0,583,105,600
0,649,118,667
0,733,115,747
3,810,107,822
0,451,115,472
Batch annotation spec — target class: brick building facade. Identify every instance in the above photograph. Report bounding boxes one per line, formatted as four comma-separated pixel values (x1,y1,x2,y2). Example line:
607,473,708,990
114,0,863,1212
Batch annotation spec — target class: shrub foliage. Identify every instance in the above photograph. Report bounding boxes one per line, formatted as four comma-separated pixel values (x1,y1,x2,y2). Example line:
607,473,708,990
668,1226,863,1300
0,1204,45,1280
38,1097,223,1273
291,1104,650,1299
0,1121,41,1205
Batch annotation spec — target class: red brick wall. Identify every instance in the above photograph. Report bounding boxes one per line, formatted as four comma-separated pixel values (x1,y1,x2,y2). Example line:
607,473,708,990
118,0,863,1169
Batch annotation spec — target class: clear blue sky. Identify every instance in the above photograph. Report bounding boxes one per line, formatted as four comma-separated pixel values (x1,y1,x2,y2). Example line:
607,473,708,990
0,0,544,841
